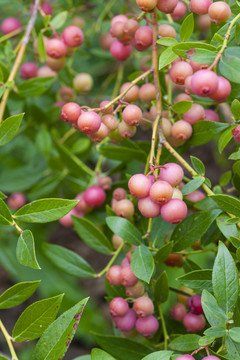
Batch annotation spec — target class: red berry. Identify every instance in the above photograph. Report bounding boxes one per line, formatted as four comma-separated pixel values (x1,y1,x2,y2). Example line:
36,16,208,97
204,109,219,122
183,313,206,332
170,303,187,321
20,62,38,79
120,266,138,287
159,163,184,186
118,122,136,138
114,309,137,332
161,199,188,223
88,123,109,143
210,76,231,103
121,257,130,267
100,33,114,51
59,208,80,227
136,0,157,12
150,180,173,205
100,101,114,115
110,297,129,317
171,1,187,20
63,25,84,48
183,103,205,124
157,0,178,13
208,2,231,24
232,125,240,143
115,199,135,218
202,356,221,360
138,196,161,218
102,115,118,132
120,83,139,103
174,93,192,103
41,2,53,15
8,192,26,210
37,66,57,78
165,254,184,267
133,296,154,318
172,120,193,140
139,83,156,103
61,102,81,124
134,26,153,51
191,70,219,97
170,61,193,85
77,111,101,134
110,40,132,61
113,188,127,201
75,193,91,213
98,176,112,190
128,174,152,198
1,17,22,35
46,38,67,59
111,15,128,27
185,190,206,202
175,356,195,360
190,0,212,15
187,294,203,315
136,315,159,337
106,265,122,285
124,19,139,37
83,186,106,208
159,24,177,39
122,105,142,126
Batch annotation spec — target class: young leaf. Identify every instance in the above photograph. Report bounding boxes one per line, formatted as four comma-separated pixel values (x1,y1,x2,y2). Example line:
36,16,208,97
73,216,113,255
50,11,68,29
231,99,240,119
180,13,194,42
43,243,96,278
211,194,240,218
154,271,169,303
213,242,239,313
14,198,78,223
32,297,89,360
0,113,24,146
131,245,155,283
198,336,215,346
204,327,227,338
177,270,213,292
106,216,142,246
91,348,116,360
229,328,240,343
0,198,13,225
190,156,205,175
159,46,178,70
37,31,46,61
219,171,232,186
13,294,64,342
169,334,201,352
172,101,193,114
181,176,205,195
218,127,234,154
141,351,173,360
201,289,228,327
0,281,40,309
16,230,41,270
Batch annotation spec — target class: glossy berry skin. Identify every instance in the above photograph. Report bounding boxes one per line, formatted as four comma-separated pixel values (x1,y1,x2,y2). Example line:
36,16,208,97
208,2,231,24
159,163,184,187
175,356,195,360
174,93,192,103
139,83,156,103
8,192,26,210
205,109,219,122
183,313,206,333
202,357,221,360
185,190,206,203
157,0,178,13
133,296,154,318
114,309,137,332
150,180,173,205
75,193,91,213
232,126,240,143
46,38,67,59
120,266,138,287
59,208,80,227
20,62,38,79
83,186,106,208
191,70,219,97
172,120,193,141
169,61,193,85
170,303,187,321
63,26,84,48
73,73,93,93
171,2,187,21
128,174,152,198
115,199,135,218
110,40,132,61
111,14,128,27
106,265,122,285
110,297,129,317
187,294,203,315
161,199,188,224
126,281,145,298
102,115,118,131
136,315,159,337
134,26,153,51
61,102,81,124
89,123,109,143
118,122,136,138
100,100,113,115
113,188,127,201
138,196,161,218
159,24,176,39
183,103,205,124
77,112,101,134
1,17,22,35
190,0,212,15
122,105,142,126
210,76,231,103
136,0,157,12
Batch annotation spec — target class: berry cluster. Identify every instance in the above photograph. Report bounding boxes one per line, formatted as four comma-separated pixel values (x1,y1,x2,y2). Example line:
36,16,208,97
176,355,220,360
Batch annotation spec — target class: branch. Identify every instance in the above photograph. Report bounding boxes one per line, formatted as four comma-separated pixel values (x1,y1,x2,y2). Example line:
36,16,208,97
0,320,19,360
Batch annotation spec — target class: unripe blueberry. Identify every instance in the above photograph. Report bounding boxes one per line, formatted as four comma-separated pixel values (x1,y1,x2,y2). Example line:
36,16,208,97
172,120,193,141
123,19,139,37
111,15,128,27
37,66,57,78
183,103,205,124
128,174,152,198
110,40,132,61
190,0,212,15
20,62,37,79
77,111,101,134
61,102,81,124
46,38,67,59
120,266,138,287
111,21,130,43
113,188,127,201
170,61,193,85
134,26,153,51
197,14,211,31
8,192,26,210
133,296,154,317
126,246,136,263
88,123,109,143
162,118,172,138
204,109,219,122
138,196,161,218
187,294,203,315
120,83,139,103
171,2,187,20
159,163,184,186
202,357,221,360
139,56,151,72
136,0,157,12
183,313,206,332
177,286,194,305
63,25,84,48
98,176,112,191
123,105,142,126
185,190,206,203
100,101,114,115
75,193,91,213
175,356,195,360
115,199,135,219
191,70,219,97
174,93,192,103
30,2,52,15
110,297,129,317
102,115,118,131
59,208,80,227
59,86,75,102
208,2,231,24
157,0,178,13
100,33,114,51
46,56,66,71
136,315,159,337
165,253,184,267
210,76,231,103
1,17,22,35
159,24,176,39
83,186,106,208
106,265,122,285
161,199,188,223
172,188,183,200
126,281,145,298
71,16,85,28
150,180,173,205
112,234,124,250
170,303,187,321
139,83,156,103
73,73,93,93
189,60,209,72
232,125,240,143
122,257,130,267
114,309,137,332
118,122,136,138
185,75,193,94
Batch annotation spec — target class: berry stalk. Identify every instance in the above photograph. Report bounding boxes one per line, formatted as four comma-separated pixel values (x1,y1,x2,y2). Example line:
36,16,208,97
0,319,19,360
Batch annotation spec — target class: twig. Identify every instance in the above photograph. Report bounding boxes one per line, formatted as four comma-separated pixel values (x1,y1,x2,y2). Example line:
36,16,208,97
96,242,124,277
0,320,19,360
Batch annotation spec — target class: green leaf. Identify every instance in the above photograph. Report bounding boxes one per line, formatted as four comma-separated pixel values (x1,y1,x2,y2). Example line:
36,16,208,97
230,236,240,248
13,294,64,342
14,198,78,223
159,46,178,70
173,42,217,58
231,99,240,119
32,297,89,360
154,271,169,303
226,334,240,358
204,327,227,338
218,127,234,153
154,242,173,263
171,209,221,251
18,77,55,97
0,198,13,225
37,32,46,61
0,356,9,360
219,47,240,84
131,245,155,283
157,37,178,46
0,113,24,146
213,241,239,313
201,289,228,327
220,171,232,186
16,230,41,270
72,356,91,360
99,144,147,163
141,351,173,360
91,348,116,360
73,216,113,255
191,48,217,64
229,328,240,343
216,214,238,239
211,194,240,218
172,101,193,114
229,149,240,160
106,216,142,246
50,11,68,29
169,334,201,352
190,156,205,175
43,243,95,278
190,121,229,146
180,13,194,42
94,334,152,360
0,281,40,309
177,270,213,292
198,336,215,346
36,125,52,157
181,176,205,195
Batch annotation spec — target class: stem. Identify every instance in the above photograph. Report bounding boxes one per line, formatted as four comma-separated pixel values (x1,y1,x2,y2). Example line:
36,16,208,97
166,14,173,23
0,0,40,122
96,242,124,278
174,247,216,256
112,63,124,100
0,320,19,360
208,13,240,71
169,286,193,297
158,305,169,350
0,28,22,43
13,222,23,234
60,127,76,144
